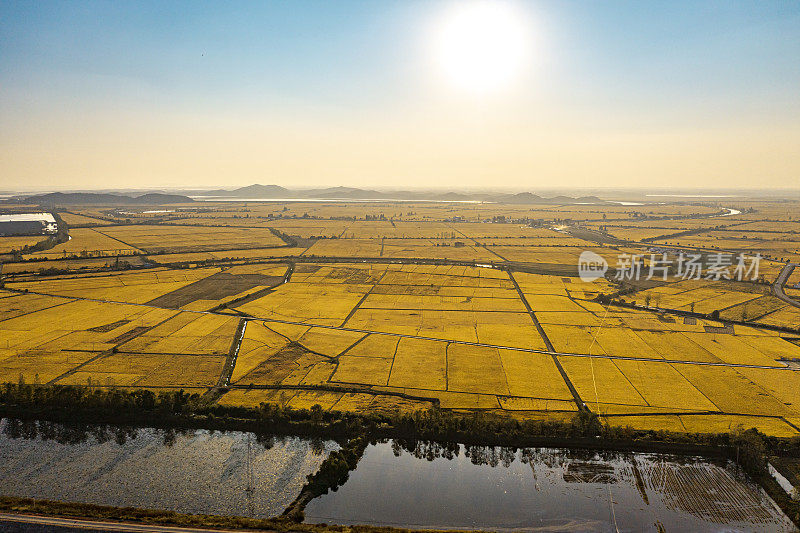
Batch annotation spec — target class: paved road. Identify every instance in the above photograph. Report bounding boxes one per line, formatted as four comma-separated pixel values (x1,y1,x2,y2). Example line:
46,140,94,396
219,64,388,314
0,513,269,533
773,263,800,309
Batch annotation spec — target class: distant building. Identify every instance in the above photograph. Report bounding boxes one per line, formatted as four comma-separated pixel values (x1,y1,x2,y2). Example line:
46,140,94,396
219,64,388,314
0,213,58,236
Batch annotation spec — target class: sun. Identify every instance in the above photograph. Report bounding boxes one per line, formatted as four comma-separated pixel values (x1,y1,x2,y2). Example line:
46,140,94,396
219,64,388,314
433,1,530,95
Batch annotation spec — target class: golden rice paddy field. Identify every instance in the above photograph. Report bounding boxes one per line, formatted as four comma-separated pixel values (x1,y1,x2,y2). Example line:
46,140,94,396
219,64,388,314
601,227,686,242
32,228,142,259
787,267,800,287
58,212,109,226
0,288,244,388
586,217,744,231
301,237,504,262
652,232,800,262
93,225,286,253
147,247,306,264
70,201,723,225
0,235,48,254
628,278,800,329
1,256,149,275
6,267,222,303
2,199,800,436
632,279,766,313
5,264,289,312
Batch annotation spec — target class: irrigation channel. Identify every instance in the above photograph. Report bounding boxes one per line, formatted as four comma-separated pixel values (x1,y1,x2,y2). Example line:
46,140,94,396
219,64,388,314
0,419,796,532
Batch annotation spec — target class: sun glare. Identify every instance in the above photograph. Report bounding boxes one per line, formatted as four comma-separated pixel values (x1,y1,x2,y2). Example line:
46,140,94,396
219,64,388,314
433,1,530,96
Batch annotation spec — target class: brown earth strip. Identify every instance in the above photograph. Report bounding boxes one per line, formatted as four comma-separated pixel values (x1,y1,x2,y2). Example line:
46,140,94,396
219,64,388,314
87,319,130,333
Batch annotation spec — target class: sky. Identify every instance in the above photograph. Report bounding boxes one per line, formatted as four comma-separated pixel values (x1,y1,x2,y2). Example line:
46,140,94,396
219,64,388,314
1,0,799,192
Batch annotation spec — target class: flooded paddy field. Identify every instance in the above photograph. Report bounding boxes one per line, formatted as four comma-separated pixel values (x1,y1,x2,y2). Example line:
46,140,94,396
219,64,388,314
304,440,797,532
0,418,337,518
1,419,796,531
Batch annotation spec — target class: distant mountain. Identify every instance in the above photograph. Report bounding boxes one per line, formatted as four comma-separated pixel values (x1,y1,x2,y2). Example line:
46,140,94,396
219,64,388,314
497,192,544,204
434,192,474,201
133,193,194,204
496,192,606,205
11,184,611,205
187,183,613,204
202,184,291,197
25,192,193,205
309,187,386,199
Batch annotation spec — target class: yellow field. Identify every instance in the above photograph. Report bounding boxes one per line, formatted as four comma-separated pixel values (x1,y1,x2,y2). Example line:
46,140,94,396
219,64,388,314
0,235,48,253
32,228,141,258
120,313,239,355
1,256,149,274
3,199,800,436
95,225,285,253
147,247,306,263
0,298,180,384
58,212,108,226
57,352,226,388
6,267,222,304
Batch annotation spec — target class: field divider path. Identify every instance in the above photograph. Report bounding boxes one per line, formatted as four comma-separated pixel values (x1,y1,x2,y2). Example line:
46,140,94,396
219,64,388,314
90,227,148,254
599,411,800,431
47,349,115,385
340,269,388,327
6,288,796,371
207,263,294,313
265,226,300,249
446,222,509,262
508,270,587,412
713,293,764,313
0,299,74,325
204,318,248,400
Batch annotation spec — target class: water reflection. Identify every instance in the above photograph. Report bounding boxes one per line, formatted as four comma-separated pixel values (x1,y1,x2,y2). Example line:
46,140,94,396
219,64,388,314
306,439,796,532
0,418,337,518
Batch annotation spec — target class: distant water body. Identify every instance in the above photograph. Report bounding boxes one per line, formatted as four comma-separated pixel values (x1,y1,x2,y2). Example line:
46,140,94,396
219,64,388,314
646,194,738,198
191,196,485,203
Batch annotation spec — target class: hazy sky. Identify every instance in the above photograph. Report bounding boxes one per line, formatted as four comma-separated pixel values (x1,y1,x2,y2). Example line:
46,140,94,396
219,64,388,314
1,0,799,191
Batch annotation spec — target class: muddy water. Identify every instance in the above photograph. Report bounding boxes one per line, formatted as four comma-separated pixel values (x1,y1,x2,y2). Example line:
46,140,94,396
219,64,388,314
0,418,337,518
304,440,797,532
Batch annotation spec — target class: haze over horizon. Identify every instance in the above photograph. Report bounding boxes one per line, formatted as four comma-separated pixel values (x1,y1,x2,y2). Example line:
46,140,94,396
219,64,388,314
2,0,799,192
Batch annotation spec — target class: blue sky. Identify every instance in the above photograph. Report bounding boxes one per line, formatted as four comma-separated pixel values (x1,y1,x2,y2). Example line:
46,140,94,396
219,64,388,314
1,0,799,190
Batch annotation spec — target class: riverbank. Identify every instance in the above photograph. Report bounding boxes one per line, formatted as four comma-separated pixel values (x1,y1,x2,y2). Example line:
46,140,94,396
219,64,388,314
0,496,454,533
